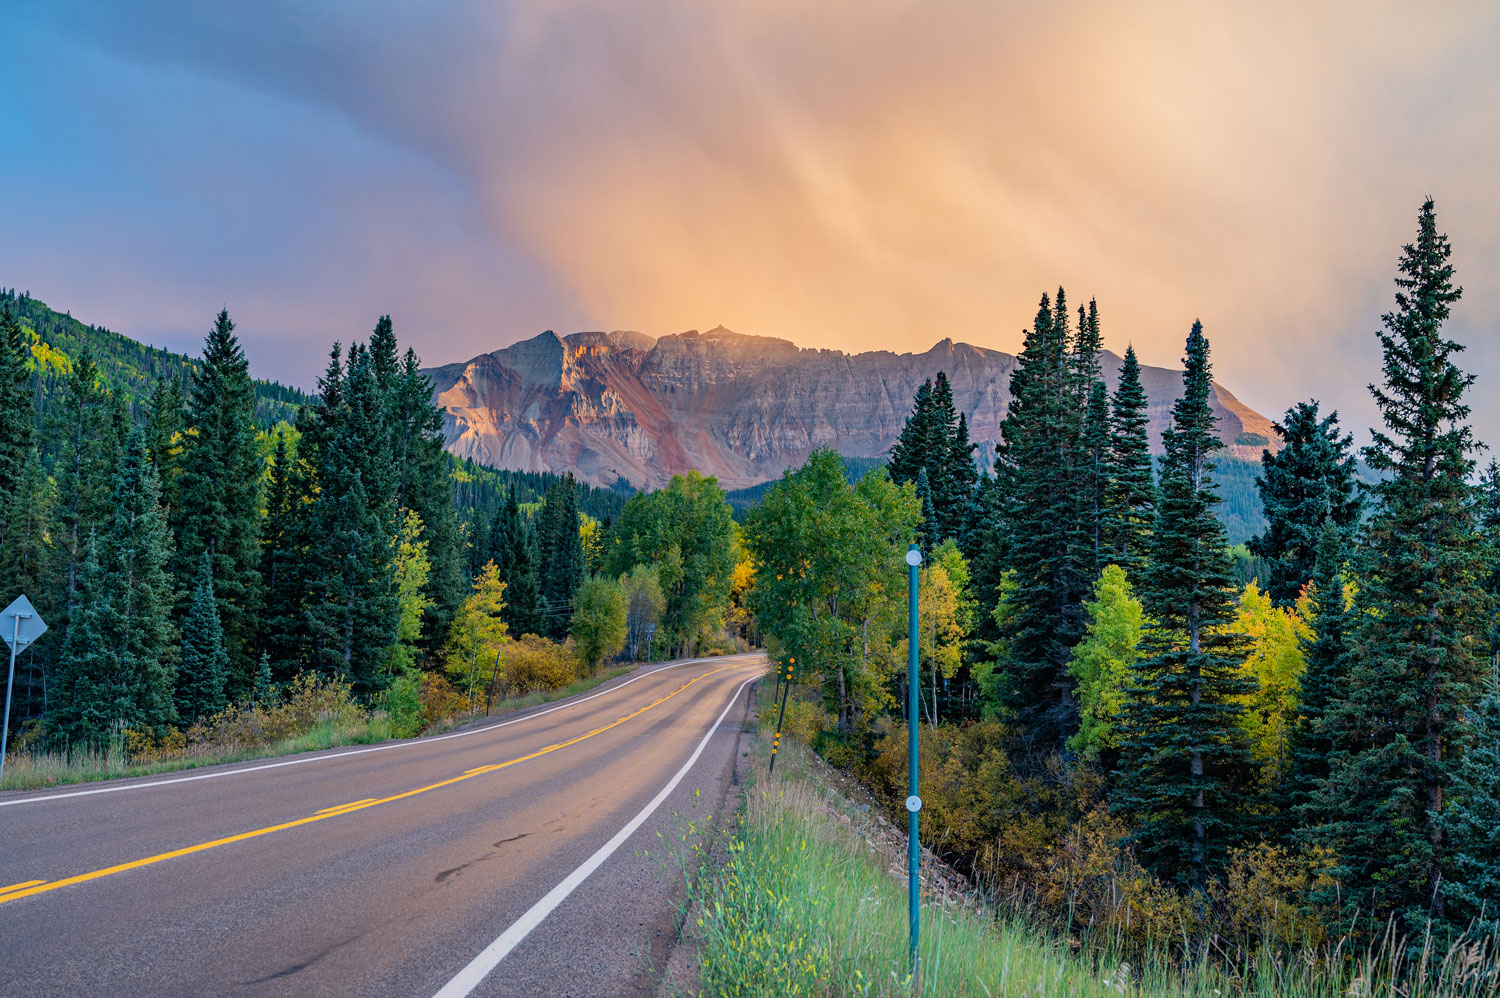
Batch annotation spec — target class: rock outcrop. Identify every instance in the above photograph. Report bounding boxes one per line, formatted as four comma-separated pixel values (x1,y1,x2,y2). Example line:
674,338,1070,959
424,326,1280,491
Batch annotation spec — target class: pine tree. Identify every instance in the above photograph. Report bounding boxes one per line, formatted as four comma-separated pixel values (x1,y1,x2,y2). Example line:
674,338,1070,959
1315,199,1488,931
1284,521,1348,830
995,290,1093,746
1115,321,1252,886
491,486,542,637
915,467,939,553
888,379,935,487
0,302,34,497
382,337,463,653
537,475,584,639
253,652,274,704
258,428,307,677
302,344,398,691
173,310,264,692
48,430,178,741
0,450,55,725
1443,669,1500,936
176,553,228,722
144,376,187,517
1476,461,1500,669
1080,378,1112,573
947,410,979,539
1104,345,1155,570
1249,401,1362,604
49,350,121,630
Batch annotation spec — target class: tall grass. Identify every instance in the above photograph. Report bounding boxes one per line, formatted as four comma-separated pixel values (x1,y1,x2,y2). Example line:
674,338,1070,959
690,737,1500,997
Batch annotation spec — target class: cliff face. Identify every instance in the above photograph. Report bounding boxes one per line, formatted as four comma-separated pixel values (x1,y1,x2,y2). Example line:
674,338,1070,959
424,326,1280,491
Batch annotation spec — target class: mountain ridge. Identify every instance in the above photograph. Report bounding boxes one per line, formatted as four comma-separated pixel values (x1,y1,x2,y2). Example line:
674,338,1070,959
424,325,1282,492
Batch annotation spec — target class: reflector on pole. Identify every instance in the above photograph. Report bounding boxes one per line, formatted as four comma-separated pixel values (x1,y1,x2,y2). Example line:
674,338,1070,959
904,544,922,980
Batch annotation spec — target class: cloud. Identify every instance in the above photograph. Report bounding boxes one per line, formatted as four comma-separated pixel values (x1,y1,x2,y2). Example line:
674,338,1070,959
5,0,1500,441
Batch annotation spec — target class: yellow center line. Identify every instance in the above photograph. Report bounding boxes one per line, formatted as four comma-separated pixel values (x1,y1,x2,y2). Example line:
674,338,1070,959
314,798,377,815
0,664,739,907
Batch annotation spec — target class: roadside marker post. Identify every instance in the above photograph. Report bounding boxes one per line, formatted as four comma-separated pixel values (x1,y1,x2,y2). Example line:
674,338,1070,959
769,657,793,772
1,595,48,788
905,544,922,982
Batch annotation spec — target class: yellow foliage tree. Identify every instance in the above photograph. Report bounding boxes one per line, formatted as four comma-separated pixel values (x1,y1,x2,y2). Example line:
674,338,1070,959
1230,580,1311,789
445,562,509,709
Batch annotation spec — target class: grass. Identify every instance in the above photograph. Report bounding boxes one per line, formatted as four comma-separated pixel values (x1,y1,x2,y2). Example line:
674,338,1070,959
0,662,638,793
689,734,1500,997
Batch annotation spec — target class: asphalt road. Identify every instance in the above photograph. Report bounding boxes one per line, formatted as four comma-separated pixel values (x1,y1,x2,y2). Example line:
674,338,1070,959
0,654,764,997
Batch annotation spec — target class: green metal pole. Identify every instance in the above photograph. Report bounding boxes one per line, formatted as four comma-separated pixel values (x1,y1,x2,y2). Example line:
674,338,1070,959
905,544,921,981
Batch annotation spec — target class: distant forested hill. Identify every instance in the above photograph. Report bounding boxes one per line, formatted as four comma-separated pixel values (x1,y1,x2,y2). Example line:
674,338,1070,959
2,288,308,427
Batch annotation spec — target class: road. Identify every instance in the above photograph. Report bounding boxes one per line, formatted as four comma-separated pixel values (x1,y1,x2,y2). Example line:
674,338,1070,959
0,654,764,997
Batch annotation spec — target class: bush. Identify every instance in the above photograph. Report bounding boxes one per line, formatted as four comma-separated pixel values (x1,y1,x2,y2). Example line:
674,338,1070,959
382,673,427,739
495,635,579,699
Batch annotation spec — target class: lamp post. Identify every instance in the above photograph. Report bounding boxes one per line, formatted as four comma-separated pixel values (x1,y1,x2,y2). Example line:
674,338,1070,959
904,544,922,981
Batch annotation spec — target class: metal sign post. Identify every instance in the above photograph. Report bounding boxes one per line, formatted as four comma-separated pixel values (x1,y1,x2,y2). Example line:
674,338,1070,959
1,595,48,788
904,545,922,982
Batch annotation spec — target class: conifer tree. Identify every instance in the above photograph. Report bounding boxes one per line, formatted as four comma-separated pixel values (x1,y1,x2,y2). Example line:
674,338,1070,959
302,344,399,690
1080,379,1112,572
888,379,935,487
381,333,463,652
1249,401,1361,604
1104,345,1155,570
253,652,274,704
995,290,1093,746
1477,460,1500,668
176,553,229,722
537,475,584,639
144,376,187,516
1282,521,1348,832
258,429,307,677
49,351,121,627
0,450,55,724
1315,199,1488,930
915,467,939,553
49,430,177,741
173,310,263,692
1115,321,1252,886
491,486,543,637
0,302,33,497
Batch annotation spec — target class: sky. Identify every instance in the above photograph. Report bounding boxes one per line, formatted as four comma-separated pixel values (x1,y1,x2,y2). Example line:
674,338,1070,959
2,0,1498,443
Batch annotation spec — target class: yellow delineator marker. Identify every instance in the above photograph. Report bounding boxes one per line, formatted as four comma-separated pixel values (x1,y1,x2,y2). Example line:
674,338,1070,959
0,665,736,908
769,658,794,772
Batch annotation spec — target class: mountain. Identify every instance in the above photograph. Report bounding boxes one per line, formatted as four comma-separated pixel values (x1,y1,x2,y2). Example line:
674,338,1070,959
424,326,1282,493
4,289,308,425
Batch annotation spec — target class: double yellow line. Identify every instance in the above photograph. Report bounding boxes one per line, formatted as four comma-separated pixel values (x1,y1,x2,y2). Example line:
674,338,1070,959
0,665,735,907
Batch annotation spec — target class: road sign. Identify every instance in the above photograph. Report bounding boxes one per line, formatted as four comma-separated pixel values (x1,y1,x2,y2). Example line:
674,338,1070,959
2,595,46,652
3,594,49,786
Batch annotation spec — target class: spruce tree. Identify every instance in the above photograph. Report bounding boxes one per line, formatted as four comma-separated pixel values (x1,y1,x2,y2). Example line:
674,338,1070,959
537,475,584,640
381,335,463,653
915,467,939,553
144,376,187,517
995,290,1093,746
1477,460,1500,668
49,351,121,628
888,379,935,487
1080,378,1112,573
303,344,399,691
0,302,34,497
258,429,307,677
0,450,55,724
1104,345,1155,571
176,553,229,722
1315,199,1488,931
173,310,264,692
1249,401,1361,604
491,486,543,637
1115,321,1252,886
1284,520,1348,830
49,430,177,741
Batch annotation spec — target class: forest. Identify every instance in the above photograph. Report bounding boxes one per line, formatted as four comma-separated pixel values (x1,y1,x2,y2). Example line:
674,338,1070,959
742,199,1500,975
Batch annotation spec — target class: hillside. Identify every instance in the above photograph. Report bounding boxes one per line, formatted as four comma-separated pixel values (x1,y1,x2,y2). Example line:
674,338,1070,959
3,289,308,426
423,326,1282,493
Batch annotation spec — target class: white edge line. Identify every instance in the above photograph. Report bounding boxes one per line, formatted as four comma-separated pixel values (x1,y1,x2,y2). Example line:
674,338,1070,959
431,674,757,998
0,657,749,808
